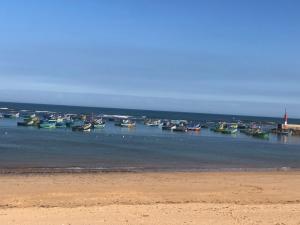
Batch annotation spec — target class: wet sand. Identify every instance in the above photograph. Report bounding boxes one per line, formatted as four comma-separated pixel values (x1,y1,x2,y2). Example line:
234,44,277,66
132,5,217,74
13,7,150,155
1,171,300,224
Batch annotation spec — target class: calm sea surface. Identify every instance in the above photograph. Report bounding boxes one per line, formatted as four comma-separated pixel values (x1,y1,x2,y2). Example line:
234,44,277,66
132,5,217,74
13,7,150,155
0,102,300,172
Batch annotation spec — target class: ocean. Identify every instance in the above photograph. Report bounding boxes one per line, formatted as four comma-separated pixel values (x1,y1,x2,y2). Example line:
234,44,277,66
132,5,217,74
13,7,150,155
0,102,300,172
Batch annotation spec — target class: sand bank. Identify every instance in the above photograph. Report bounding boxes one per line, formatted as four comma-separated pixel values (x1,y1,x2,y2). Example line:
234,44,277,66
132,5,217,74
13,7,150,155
1,171,300,224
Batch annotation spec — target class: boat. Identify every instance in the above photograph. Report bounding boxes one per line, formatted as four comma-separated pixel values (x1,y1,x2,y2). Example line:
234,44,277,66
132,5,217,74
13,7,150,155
3,112,20,118
72,122,92,132
187,124,201,131
17,114,40,127
115,119,135,128
211,122,226,132
170,120,188,125
173,125,188,132
222,127,238,134
161,122,176,131
241,125,269,139
252,130,269,139
144,119,161,126
92,119,106,129
39,119,56,129
17,121,36,126
222,124,238,134
229,123,238,129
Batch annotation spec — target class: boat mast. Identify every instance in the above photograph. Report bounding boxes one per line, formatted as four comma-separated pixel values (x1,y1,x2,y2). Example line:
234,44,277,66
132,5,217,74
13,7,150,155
284,108,288,126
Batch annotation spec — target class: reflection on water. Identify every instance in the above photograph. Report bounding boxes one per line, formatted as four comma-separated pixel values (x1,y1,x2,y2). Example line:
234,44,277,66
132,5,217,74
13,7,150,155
277,134,288,144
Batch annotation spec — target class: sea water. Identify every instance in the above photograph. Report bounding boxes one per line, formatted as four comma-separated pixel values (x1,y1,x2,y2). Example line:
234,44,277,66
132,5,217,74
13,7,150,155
0,102,300,172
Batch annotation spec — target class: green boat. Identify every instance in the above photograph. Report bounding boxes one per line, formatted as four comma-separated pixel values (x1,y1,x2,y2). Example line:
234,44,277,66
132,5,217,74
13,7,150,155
252,131,269,139
222,127,238,134
241,125,269,139
211,122,226,132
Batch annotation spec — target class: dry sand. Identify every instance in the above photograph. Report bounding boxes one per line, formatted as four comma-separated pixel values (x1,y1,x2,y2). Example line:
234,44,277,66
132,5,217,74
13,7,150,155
0,171,300,224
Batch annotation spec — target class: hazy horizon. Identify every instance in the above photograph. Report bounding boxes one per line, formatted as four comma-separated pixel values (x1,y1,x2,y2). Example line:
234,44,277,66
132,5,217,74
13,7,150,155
0,99,297,120
1,0,300,117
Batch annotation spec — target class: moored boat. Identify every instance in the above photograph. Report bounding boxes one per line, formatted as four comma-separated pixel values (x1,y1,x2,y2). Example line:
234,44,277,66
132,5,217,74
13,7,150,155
187,124,201,131
3,112,20,118
173,125,188,132
115,119,135,128
222,127,238,134
72,122,92,132
92,118,105,129
252,131,269,139
211,122,226,132
241,125,269,139
39,119,56,129
17,115,40,127
161,122,176,131
144,119,161,126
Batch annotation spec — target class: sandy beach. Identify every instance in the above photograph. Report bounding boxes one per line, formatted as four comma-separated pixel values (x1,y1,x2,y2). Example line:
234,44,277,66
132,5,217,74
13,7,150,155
1,171,300,224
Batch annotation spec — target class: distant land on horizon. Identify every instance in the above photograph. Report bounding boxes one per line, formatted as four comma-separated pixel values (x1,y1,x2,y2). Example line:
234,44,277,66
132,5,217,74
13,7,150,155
0,100,298,121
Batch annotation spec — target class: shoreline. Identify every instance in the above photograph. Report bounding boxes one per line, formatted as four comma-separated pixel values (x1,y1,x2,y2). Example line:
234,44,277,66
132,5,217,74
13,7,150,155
0,166,297,174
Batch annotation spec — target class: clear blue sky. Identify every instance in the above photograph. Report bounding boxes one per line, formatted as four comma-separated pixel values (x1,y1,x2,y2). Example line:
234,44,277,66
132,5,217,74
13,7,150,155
0,0,299,117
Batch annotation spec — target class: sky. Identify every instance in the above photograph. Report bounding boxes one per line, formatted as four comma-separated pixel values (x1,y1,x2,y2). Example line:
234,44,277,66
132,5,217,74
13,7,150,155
0,0,300,117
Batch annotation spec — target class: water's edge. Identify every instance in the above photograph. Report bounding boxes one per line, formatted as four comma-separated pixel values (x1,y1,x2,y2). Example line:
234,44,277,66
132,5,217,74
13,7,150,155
0,166,296,174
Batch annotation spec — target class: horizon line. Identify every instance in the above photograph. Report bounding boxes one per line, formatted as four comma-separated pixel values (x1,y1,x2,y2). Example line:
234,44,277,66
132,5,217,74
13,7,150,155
0,100,297,120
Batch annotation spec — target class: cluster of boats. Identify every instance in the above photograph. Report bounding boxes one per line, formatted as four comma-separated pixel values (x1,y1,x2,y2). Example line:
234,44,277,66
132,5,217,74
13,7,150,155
17,113,106,132
211,122,269,139
1,108,298,139
240,126,269,139
13,112,203,133
160,120,201,132
211,122,238,134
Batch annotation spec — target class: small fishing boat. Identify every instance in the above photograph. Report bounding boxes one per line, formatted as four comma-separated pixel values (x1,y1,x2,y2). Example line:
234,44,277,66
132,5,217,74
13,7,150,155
161,122,176,131
39,119,56,129
187,124,201,131
115,119,135,128
211,122,226,132
17,115,40,126
252,130,269,139
241,125,269,139
144,119,161,126
222,127,238,134
229,123,238,129
171,120,188,125
173,125,188,132
72,123,92,132
3,112,20,118
92,118,105,129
